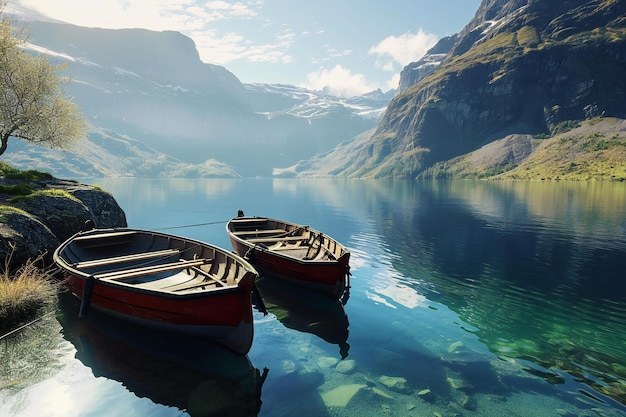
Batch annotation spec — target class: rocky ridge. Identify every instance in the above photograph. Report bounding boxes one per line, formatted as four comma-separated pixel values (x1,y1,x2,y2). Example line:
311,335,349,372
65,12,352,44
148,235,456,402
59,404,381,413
289,0,626,179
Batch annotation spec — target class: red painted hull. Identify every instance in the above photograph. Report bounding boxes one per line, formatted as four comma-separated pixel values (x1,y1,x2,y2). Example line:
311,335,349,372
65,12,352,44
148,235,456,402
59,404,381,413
63,274,254,354
54,228,258,354
227,216,350,300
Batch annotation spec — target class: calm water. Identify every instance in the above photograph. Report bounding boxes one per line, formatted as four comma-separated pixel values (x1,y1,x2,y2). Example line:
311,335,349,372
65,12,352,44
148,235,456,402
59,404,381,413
2,179,626,417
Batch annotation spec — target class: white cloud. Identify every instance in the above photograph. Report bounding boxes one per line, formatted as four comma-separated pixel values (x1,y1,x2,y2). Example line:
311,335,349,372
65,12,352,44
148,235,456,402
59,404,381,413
204,0,257,20
368,29,438,71
386,73,401,91
305,65,377,98
190,28,294,65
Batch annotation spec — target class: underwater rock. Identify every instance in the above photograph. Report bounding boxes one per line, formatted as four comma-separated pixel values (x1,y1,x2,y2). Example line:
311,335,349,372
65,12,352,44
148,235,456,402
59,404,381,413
320,384,367,407
443,342,488,363
336,360,357,374
417,388,435,403
460,392,477,411
372,387,394,399
448,341,464,353
317,356,339,369
280,359,297,374
446,370,473,391
379,375,411,394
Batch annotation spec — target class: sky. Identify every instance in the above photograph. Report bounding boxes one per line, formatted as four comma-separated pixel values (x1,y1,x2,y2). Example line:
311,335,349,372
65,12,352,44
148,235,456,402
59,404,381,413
9,0,481,97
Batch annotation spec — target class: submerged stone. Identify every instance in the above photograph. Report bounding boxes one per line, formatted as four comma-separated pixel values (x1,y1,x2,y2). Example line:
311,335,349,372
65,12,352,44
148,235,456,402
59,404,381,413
372,387,394,399
320,384,366,407
336,359,357,374
379,375,411,394
446,371,473,391
317,356,339,369
448,341,464,353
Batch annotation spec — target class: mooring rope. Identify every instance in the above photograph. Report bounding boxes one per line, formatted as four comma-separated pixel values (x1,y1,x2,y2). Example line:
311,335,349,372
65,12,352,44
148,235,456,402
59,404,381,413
154,219,228,231
0,310,57,341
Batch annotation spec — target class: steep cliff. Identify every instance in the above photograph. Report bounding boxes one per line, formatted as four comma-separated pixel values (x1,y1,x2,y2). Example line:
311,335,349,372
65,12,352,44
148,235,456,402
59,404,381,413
299,0,626,179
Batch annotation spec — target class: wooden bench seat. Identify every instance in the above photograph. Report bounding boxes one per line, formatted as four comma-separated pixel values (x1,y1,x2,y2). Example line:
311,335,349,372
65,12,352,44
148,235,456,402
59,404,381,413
96,259,210,281
76,249,180,269
233,229,286,236
230,218,267,224
246,236,306,243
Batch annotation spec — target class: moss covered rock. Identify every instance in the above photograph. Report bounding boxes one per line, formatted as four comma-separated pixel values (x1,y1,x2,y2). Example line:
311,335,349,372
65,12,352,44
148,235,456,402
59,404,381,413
0,177,127,268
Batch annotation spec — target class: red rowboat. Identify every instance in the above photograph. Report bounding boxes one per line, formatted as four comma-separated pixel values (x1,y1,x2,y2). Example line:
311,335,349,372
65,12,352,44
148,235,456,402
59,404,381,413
226,212,350,301
53,228,259,354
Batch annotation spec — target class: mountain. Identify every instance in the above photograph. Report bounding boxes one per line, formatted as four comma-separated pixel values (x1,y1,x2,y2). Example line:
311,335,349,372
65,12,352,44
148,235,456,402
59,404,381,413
290,0,626,179
2,17,390,178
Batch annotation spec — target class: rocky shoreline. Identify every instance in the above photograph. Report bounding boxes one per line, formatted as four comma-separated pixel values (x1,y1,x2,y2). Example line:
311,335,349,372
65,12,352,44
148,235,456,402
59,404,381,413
0,178,127,269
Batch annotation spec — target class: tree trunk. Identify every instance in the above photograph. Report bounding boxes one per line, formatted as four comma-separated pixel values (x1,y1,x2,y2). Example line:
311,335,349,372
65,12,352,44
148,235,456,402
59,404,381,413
0,132,9,156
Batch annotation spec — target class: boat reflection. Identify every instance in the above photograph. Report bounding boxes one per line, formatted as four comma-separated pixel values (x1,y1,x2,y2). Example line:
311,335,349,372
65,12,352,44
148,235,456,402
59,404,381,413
255,276,350,359
57,293,267,417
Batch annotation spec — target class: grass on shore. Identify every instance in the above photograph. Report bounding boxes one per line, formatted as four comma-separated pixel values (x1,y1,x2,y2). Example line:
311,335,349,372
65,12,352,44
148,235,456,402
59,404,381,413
0,251,60,336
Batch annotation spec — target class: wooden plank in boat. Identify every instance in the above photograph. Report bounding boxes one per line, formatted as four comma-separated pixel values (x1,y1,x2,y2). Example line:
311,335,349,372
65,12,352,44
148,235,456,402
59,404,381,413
230,217,267,223
246,236,305,243
73,231,137,248
75,249,181,269
73,231,137,241
96,259,209,281
233,229,286,236
169,280,221,292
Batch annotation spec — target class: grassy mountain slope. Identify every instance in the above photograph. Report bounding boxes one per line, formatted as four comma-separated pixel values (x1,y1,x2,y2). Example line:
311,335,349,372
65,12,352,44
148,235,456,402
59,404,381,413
419,117,626,180
291,0,626,180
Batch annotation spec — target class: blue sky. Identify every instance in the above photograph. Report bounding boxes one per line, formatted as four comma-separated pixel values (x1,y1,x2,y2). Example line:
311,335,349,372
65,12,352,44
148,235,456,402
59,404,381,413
11,0,481,97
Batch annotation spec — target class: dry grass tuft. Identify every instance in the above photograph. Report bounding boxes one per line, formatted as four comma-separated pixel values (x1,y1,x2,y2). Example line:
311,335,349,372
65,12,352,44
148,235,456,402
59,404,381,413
0,247,60,334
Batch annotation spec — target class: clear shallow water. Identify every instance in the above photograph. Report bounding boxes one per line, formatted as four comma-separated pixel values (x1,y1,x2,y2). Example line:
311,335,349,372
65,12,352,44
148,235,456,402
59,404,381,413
2,179,626,416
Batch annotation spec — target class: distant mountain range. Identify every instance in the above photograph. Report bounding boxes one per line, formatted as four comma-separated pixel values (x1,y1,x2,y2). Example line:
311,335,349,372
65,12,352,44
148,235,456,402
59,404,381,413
4,14,393,178
7,0,626,180
288,0,626,180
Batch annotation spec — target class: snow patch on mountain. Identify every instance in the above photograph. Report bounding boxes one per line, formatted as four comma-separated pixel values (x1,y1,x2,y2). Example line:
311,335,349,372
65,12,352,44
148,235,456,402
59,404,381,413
245,83,393,121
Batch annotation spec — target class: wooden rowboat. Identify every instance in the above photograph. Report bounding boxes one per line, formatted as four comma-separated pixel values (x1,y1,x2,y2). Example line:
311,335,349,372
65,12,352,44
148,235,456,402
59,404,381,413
226,212,350,301
53,228,259,354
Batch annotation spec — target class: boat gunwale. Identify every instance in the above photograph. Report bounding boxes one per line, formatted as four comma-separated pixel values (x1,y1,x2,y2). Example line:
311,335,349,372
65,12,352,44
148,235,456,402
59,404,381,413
226,216,350,264
54,227,258,300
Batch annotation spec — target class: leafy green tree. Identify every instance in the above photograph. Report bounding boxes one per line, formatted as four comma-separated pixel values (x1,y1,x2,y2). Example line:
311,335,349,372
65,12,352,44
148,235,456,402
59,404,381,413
0,6,85,157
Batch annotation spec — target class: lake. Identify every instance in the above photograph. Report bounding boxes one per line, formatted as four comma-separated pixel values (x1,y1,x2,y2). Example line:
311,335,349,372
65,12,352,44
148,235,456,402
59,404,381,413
2,179,626,417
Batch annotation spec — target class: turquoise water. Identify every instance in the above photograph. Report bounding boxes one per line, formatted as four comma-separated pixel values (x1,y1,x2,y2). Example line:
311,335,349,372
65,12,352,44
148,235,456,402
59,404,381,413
2,179,626,416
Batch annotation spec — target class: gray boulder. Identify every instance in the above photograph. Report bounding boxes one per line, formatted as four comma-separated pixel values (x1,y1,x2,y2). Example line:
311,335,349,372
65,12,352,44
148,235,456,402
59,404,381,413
0,208,59,268
0,178,127,269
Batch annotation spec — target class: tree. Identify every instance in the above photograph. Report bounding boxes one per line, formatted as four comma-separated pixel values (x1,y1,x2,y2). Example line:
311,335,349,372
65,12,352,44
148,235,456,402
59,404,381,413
0,8,85,157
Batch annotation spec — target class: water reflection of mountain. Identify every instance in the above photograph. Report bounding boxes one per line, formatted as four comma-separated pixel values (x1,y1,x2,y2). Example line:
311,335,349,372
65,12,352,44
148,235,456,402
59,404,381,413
58,293,267,417
255,276,350,359
354,180,626,404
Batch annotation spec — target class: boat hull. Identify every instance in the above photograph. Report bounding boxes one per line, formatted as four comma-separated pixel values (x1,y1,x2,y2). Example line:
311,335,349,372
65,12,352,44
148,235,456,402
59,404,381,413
54,228,258,354
227,216,350,300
